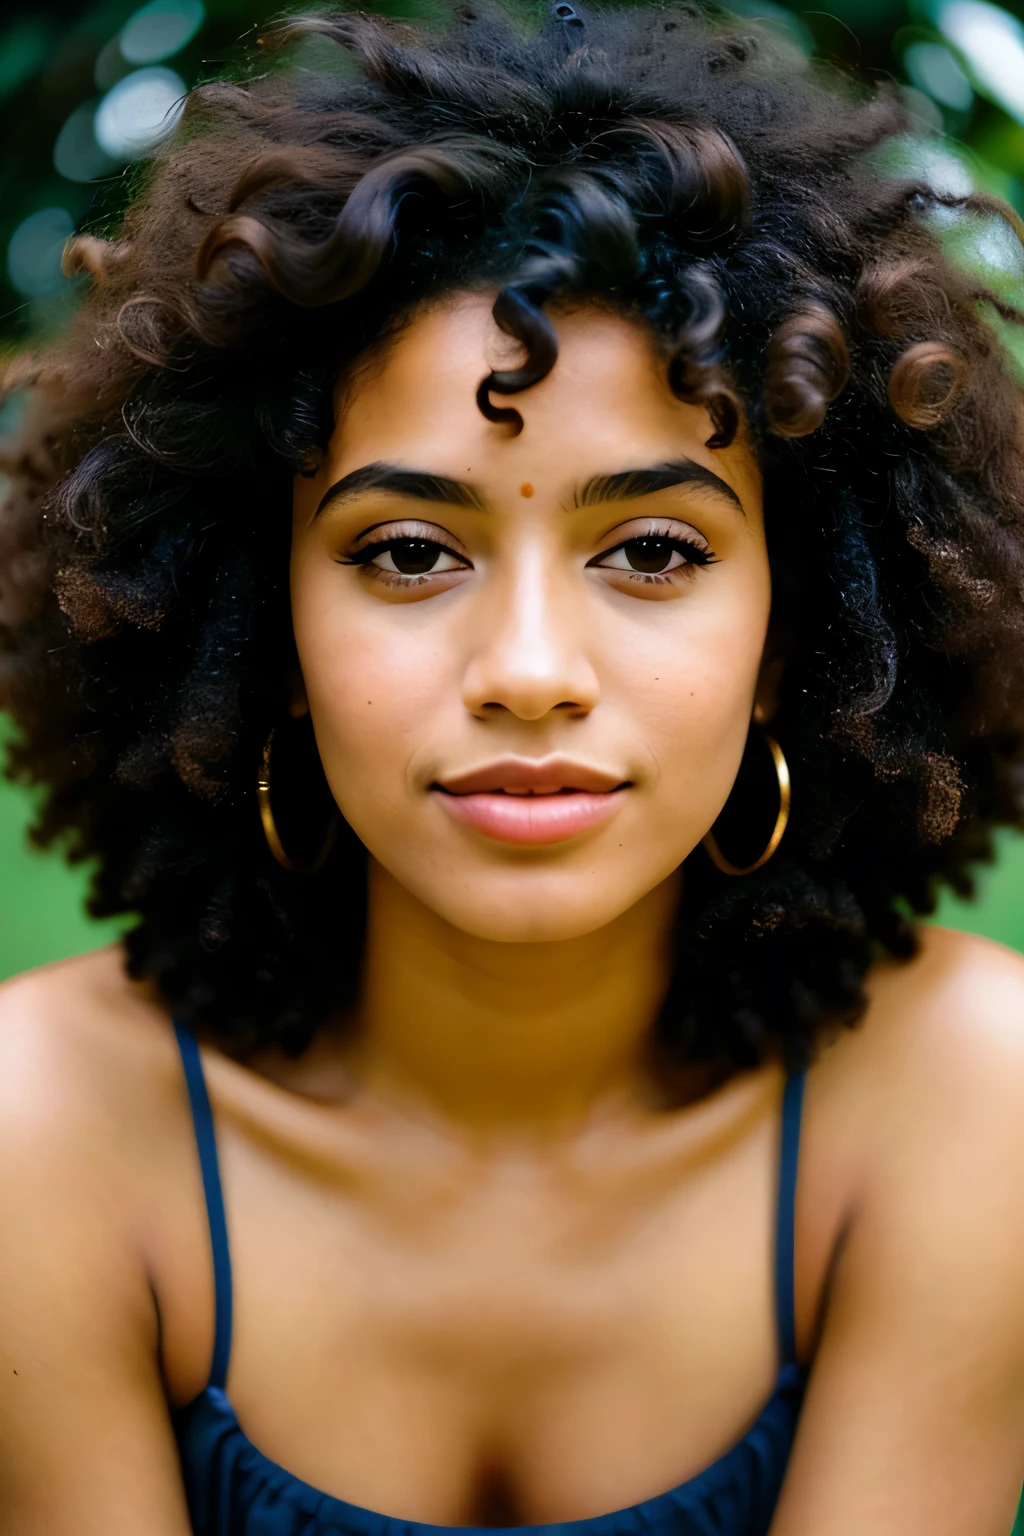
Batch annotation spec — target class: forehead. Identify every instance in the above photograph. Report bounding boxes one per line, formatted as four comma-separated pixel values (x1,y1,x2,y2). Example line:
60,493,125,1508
326,293,761,508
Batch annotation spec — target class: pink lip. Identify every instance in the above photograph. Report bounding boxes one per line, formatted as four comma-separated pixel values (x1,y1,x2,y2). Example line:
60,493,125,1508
432,757,629,846
438,756,626,796
436,788,623,845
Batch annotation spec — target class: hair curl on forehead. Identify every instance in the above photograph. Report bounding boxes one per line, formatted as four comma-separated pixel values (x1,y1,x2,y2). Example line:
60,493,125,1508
2,0,1024,1065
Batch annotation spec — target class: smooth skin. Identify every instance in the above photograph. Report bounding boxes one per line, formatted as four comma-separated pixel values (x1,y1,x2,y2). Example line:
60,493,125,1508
1,296,1024,1536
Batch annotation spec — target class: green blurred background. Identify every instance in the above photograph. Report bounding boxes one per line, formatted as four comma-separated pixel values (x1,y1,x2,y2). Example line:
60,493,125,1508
1,0,1024,1524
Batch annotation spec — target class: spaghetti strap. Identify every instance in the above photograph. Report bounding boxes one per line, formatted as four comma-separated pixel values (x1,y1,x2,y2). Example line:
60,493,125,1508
170,1022,801,1397
173,1020,233,1392
774,1071,806,1370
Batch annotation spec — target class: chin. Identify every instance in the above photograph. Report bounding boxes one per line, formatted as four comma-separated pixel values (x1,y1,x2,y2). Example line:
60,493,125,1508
448,906,619,944
410,869,660,944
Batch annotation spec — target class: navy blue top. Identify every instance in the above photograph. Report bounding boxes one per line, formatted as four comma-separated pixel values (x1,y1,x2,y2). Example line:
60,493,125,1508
171,1021,808,1536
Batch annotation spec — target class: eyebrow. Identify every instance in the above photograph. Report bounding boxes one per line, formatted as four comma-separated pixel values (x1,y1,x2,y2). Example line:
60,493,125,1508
313,456,743,522
575,460,743,513
314,462,487,519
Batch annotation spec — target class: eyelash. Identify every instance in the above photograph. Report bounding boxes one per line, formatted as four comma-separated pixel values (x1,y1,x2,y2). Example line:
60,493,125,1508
337,525,718,587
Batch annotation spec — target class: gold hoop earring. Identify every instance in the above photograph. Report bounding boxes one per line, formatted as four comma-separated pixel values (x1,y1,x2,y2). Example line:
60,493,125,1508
257,727,340,875
702,728,791,877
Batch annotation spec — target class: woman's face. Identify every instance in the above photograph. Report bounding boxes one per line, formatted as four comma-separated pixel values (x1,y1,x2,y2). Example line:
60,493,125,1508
291,294,771,942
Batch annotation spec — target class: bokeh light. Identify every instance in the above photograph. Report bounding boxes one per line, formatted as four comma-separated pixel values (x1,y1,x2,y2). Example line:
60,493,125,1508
54,98,121,182
94,65,188,158
6,207,74,300
119,0,205,65
935,0,1024,125
903,39,974,110
94,35,135,92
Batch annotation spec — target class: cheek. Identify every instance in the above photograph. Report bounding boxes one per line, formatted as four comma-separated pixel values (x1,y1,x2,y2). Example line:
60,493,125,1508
290,567,448,816
603,575,769,807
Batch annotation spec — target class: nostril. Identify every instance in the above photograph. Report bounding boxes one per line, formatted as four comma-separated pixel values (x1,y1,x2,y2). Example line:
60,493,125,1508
475,698,589,716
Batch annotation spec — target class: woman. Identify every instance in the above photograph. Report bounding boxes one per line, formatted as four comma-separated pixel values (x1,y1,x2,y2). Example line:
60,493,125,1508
1,2,1024,1532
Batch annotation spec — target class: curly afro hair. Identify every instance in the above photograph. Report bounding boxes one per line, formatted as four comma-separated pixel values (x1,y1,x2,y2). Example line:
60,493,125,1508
2,0,1024,1066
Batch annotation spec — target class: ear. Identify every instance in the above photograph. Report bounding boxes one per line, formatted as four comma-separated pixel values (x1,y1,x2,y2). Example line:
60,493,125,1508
285,668,310,719
753,621,790,725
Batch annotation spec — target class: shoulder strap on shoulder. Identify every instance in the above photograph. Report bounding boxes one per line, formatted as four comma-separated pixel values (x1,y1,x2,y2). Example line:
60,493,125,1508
774,1070,806,1369
173,1021,233,1392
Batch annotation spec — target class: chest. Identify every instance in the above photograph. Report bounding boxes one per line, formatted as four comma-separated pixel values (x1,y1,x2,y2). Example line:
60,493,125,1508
160,1108,787,1523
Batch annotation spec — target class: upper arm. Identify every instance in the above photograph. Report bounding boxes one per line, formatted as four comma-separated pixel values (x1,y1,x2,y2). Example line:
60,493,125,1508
772,931,1024,1536
0,971,192,1536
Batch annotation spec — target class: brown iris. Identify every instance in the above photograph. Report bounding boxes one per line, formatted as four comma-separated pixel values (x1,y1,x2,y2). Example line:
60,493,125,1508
623,537,675,573
389,539,443,574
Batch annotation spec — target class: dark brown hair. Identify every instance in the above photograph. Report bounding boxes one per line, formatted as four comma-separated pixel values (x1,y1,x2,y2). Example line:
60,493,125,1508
2,0,1024,1064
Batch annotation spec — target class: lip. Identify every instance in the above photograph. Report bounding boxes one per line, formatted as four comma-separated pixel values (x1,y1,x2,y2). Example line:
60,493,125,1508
437,756,627,796
432,757,630,846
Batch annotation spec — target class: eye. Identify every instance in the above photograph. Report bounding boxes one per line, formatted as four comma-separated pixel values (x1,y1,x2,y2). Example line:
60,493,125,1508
375,539,465,576
340,530,471,582
589,529,716,577
599,537,688,574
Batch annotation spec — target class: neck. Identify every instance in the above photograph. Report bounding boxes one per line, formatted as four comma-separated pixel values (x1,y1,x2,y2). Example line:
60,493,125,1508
345,861,683,1138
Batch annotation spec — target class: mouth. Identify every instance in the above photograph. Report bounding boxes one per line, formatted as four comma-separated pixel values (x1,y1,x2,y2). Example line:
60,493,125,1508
431,757,631,846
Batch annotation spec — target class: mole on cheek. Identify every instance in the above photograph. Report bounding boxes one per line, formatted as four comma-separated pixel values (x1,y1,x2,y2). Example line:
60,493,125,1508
519,483,534,498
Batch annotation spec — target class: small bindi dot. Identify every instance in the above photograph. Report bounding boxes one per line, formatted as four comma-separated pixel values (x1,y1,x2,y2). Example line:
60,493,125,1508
519,482,534,498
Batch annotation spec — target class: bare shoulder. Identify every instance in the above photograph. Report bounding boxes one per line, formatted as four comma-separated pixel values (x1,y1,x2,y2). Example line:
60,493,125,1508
0,959,194,1533
798,925,1024,1324
782,929,1024,1535
0,943,181,1160
812,924,1024,1126
0,939,157,1023
865,921,1024,1033
0,944,184,1371
798,923,1024,1358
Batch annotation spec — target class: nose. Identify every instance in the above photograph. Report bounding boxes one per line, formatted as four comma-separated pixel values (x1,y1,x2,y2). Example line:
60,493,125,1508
461,546,600,722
